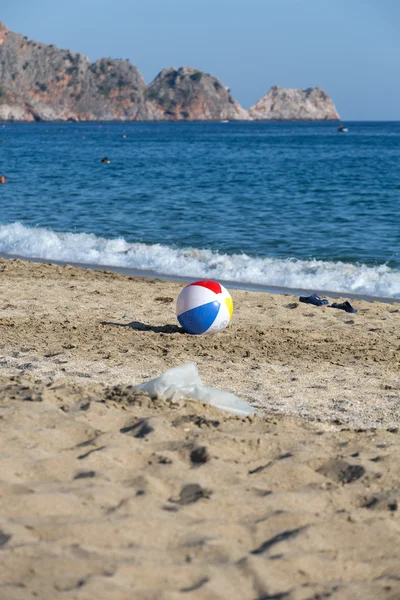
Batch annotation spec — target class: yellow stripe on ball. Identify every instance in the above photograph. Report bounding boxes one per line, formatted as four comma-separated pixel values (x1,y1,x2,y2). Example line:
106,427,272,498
225,297,233,319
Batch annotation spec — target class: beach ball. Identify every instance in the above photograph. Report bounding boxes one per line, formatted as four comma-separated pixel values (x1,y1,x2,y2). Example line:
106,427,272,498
176,280,233,335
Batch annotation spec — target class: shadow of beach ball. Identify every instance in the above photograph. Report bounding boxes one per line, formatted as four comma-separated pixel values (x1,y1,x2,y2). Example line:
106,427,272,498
176,280,233,335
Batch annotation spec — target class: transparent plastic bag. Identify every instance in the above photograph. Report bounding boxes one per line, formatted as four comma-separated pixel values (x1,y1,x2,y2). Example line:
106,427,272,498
136,362,256,417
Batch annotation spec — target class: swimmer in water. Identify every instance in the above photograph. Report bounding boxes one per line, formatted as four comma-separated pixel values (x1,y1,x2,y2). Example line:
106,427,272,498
0,175,7,184
101,157,110,164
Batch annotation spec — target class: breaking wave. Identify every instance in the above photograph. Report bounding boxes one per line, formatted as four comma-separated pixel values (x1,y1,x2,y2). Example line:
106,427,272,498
0,222,399,299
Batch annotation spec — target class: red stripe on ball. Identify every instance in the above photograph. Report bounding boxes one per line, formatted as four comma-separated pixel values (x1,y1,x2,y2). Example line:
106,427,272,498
189,280,222,294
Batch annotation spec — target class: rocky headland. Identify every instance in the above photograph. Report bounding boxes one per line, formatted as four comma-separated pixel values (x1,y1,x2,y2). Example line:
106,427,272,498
0,22,340,122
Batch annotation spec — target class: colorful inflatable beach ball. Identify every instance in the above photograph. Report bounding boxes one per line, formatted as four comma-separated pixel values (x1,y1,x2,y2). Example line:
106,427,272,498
176,280,233,335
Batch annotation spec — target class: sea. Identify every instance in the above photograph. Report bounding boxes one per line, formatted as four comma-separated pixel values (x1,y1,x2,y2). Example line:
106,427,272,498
0,121,399,300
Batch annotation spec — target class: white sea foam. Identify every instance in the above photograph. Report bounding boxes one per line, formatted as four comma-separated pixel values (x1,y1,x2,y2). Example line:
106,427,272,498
0,222,399,299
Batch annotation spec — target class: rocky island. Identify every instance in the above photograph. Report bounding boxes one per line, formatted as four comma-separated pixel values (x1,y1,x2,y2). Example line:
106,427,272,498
0,21,340,122
249,85,340,121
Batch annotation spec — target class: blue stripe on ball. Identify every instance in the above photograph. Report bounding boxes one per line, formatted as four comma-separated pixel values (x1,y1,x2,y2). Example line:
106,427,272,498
177,301,220,335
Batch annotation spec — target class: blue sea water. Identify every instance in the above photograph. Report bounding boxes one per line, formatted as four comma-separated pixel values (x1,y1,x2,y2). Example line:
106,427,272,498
0,121,399,299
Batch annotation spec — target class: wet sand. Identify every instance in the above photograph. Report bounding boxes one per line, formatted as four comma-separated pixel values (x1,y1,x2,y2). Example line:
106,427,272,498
0,257,399,599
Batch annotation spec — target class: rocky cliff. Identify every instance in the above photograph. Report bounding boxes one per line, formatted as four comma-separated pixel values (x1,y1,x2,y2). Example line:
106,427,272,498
145,67,248,121
249,85,340,121
0,22,339,122
0,21,151,121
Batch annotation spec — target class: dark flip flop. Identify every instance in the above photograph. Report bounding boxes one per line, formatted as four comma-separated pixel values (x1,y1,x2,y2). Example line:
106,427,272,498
299,293,329,307
329,301,357,313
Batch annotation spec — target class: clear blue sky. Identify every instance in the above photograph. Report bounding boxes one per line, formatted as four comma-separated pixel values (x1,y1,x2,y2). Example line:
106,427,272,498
2,0,399,120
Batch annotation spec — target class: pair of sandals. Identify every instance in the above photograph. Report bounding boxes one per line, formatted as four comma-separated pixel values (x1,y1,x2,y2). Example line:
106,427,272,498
299,293,357,313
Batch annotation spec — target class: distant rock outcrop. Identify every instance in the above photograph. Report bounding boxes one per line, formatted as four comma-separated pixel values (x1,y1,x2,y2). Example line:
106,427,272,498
145,67,248,121
249,86,340,121
0,21,150,121
0,22,340,122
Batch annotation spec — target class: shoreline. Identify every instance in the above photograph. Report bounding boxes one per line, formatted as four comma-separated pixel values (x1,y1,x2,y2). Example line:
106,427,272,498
3,119,399,124
1,252,398,304
1,118,342,124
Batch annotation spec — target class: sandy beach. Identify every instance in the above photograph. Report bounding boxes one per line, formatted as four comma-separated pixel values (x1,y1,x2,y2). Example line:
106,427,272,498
0,257,399,599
